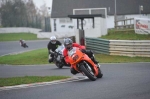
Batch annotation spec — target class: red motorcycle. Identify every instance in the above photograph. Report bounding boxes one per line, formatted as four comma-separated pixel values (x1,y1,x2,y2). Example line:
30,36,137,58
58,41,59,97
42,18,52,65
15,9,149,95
68,47,103,81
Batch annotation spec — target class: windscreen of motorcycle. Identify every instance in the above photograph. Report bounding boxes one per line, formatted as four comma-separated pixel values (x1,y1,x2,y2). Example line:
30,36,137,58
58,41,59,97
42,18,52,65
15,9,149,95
68,47,76,57
68,47,84,64
55,45,65,54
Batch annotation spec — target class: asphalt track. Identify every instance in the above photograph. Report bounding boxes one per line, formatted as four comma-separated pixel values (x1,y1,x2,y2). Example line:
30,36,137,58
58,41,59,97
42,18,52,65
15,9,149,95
0,39,64,56
0,40,49,56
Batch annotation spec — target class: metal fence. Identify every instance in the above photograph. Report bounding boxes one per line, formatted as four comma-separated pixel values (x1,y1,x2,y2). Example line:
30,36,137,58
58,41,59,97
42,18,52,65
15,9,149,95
115,18,134,29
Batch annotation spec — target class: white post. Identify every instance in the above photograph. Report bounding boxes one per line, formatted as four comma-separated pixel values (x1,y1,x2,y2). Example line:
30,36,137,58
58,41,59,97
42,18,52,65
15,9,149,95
139,5,143,18
115,0,116,15
114,0,117,28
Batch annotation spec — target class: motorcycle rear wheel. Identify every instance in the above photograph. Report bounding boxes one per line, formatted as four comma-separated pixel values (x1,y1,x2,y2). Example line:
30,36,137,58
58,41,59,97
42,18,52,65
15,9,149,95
80,65,97,81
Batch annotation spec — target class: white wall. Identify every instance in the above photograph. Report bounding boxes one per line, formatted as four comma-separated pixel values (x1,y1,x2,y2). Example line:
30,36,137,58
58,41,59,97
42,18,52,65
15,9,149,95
51,18,74,33
107,14,150,29
0,27,41,34
37,32,75,38
125,14,150,19
51,17,107,37
116,14,148,26
0,27,75,38
107,15,115,29
51,16,113,31
84,17,107,37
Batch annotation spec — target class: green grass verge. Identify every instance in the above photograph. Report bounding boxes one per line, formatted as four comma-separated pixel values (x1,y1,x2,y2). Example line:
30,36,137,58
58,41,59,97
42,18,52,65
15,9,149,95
0,76,70,87
0,48,48,65
101,30,150,40
0,48,150,65
95,54,150,63
0,33,48,41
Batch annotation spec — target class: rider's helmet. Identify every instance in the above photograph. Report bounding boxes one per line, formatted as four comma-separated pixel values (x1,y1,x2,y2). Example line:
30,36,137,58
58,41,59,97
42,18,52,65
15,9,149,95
19,38,23,43
64,38,73,50
50,36,56,44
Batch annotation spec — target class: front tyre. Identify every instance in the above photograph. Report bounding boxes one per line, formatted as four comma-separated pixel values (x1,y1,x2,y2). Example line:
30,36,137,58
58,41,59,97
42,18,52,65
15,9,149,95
55,62,63,69
96,67,103,78
80,65,97,81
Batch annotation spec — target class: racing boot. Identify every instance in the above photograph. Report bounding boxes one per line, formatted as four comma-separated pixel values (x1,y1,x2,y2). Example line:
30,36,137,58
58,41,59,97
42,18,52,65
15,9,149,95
91,56,101,69
91,56,99,64
48,55,54,63
86,50,99,64
48,58,53,63
70,68,79,75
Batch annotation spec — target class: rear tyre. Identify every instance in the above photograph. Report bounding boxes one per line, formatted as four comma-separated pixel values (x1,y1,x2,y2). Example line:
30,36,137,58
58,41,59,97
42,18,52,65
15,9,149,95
80,65,96,81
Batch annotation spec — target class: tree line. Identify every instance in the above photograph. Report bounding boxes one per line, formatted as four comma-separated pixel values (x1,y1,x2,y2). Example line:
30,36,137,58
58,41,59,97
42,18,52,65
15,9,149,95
0,0,49,29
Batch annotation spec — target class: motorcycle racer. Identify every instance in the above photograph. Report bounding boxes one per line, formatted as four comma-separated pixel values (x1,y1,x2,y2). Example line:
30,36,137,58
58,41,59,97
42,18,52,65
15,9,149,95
47,36,62,63
63,38,99,74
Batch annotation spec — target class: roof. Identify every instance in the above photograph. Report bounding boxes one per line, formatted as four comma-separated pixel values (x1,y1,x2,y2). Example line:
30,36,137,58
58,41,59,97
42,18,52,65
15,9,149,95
51,0,150,18
68,14,103,19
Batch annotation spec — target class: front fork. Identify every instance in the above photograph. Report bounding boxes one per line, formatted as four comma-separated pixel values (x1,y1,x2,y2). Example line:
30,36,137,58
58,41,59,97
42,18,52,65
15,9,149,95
78,61,94,76
96,63,101,68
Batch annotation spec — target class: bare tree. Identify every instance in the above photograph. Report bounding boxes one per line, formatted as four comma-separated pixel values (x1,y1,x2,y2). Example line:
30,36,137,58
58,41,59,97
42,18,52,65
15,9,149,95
0,0,44,28
38,2,51,31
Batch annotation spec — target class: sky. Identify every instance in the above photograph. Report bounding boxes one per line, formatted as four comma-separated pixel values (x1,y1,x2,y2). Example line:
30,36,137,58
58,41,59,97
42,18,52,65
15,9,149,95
32,0,53,9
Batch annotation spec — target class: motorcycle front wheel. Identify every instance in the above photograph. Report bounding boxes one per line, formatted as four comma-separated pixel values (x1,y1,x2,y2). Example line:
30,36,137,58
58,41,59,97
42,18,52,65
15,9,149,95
96,67,103,78
80,65,97,81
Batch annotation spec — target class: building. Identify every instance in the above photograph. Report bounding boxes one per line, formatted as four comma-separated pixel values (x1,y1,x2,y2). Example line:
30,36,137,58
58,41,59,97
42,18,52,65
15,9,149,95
50,0,150,37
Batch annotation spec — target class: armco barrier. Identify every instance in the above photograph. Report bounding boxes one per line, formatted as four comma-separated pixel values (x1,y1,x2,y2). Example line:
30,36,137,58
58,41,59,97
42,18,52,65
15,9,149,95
109,40,150,57
85,37,110,54
85,37,150,57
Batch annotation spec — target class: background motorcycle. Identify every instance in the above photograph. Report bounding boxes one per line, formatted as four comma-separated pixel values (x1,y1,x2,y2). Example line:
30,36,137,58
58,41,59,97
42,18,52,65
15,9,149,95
49,45,70,68
68,47,103,81
21,43,28,48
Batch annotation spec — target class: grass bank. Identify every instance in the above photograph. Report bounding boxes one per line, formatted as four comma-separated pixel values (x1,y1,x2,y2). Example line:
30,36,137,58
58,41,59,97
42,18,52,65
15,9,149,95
0,33,48,41
0,76,70,87
0,48,48,65
0,48,149,65
101,30,150,40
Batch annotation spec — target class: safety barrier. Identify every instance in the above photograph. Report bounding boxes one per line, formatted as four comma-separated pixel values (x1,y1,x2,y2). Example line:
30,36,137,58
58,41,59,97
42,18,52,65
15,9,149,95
85,37,110,54
109,40,150,57
85,37,150,57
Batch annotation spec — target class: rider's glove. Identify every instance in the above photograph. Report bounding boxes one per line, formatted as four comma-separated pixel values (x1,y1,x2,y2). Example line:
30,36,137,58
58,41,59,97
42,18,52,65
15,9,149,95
49,50,54,54
81,49,86,53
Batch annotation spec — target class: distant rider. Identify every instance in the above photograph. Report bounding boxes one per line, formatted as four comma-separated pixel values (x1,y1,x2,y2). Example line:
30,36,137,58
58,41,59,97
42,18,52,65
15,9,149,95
47,36,62,63
19,39,28,48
